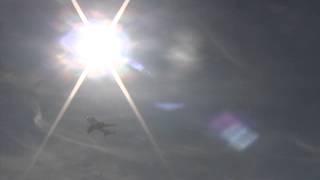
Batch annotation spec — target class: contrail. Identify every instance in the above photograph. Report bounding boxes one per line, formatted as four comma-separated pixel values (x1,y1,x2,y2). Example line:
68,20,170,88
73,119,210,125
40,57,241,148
20,69,88,180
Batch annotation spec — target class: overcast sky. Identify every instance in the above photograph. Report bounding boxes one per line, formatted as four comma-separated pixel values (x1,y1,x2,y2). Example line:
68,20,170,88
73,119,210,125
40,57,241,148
1,0,320,180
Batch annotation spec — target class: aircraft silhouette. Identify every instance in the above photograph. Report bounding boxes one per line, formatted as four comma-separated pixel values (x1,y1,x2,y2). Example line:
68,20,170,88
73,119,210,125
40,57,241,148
86,116,115,136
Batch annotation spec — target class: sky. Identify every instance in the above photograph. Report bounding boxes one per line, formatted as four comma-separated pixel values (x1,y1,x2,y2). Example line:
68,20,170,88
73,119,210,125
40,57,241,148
1,0,320,179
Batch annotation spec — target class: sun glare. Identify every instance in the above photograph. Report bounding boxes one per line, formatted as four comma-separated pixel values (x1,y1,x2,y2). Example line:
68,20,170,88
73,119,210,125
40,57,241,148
61,20,129,77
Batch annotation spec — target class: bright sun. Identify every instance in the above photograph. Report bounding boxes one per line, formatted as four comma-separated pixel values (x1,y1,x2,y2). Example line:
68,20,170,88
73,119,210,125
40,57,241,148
61,20,129,76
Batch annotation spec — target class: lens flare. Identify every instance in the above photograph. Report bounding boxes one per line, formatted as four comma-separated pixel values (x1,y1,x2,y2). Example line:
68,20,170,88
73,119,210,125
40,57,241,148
209,112,258,151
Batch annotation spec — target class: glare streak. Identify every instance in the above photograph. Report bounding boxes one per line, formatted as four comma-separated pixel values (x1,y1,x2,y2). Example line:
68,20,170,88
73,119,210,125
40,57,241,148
108,1,173,171
110,68,171,171
20,69,88,180
70,0,171,175
71,0,88,24
111,0,130,27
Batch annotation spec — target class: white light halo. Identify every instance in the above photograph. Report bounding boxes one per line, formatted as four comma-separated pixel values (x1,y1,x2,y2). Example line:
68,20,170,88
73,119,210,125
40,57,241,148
72,21,128,75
